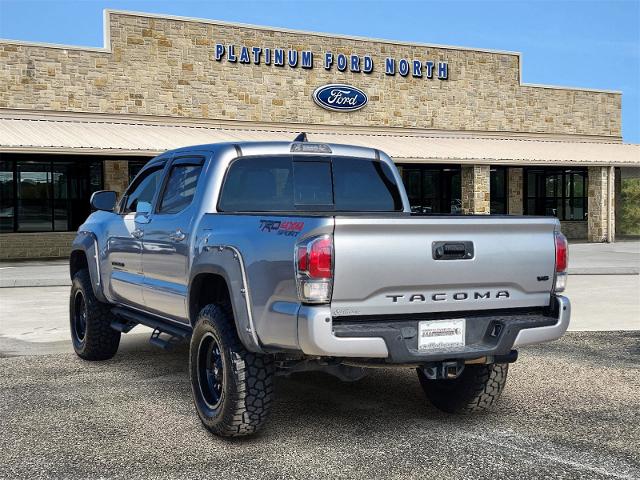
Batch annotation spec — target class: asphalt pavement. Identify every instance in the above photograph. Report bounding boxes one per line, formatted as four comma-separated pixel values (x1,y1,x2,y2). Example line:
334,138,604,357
0,241,638,479
0,332,638,479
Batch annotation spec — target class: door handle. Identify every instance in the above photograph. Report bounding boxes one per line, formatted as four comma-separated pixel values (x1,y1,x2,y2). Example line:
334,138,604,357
131,229,144,239
169,229,186,242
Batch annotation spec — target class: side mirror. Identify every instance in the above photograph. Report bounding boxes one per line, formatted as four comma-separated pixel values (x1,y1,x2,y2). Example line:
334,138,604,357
136,201,152,215
90,191,117,212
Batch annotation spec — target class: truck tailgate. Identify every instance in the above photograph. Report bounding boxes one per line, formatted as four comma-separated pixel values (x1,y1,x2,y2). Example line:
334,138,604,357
331,216,558,317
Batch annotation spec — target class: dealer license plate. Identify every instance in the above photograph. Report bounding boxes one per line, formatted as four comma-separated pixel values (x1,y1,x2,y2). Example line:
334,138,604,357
418,319,466,351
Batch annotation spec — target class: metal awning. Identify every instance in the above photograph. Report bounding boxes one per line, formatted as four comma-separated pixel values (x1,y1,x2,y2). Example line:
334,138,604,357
1,112,638,167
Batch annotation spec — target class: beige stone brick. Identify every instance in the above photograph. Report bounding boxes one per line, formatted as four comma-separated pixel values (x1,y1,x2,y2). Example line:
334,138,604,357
0,12,622,139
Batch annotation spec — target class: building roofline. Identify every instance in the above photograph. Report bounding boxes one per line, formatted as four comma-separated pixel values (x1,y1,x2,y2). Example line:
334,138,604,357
0,9,623,95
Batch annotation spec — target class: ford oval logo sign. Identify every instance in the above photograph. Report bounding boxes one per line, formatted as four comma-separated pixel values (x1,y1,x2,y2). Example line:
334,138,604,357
312,84,368,112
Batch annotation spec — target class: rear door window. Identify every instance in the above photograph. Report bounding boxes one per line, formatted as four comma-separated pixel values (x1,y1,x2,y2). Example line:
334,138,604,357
157,158,203,214
218,155,402,212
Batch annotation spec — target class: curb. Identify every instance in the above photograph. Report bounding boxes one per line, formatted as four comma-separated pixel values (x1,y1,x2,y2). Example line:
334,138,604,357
0,280,72,288
568,268,639,275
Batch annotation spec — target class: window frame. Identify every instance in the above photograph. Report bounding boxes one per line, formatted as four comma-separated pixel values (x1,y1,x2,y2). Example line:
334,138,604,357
154,156,205,215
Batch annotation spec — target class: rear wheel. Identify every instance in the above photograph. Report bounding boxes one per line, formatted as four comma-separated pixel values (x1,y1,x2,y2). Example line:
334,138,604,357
70,269,120,360
190,304,275,437
417,363,508,414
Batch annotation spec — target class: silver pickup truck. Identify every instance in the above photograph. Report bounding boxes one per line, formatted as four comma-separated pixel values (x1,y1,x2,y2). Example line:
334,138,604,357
69,136,570,437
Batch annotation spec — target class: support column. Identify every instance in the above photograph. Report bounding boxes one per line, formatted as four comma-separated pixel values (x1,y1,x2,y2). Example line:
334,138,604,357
587,166,615,242
103,160,129,197
507,167,523,215
461,165,490,214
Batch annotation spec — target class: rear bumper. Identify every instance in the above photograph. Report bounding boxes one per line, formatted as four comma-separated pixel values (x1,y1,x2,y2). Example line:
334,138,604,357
297,295,570,363
513,295,570,347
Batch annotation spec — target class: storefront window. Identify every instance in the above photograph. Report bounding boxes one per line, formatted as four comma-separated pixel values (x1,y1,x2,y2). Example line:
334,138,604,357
524,168,588,220
398,164,461,214
0,155,104,232
0,161,15,232
17,162,52,232
490,167,508,214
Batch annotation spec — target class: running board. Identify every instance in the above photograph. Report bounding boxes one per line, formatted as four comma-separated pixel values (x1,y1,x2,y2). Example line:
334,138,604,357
111,307,191,348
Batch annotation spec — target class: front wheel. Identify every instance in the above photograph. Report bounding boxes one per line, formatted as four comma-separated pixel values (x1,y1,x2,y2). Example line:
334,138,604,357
189,304,275,437
417,363,508,414
70,269,120,360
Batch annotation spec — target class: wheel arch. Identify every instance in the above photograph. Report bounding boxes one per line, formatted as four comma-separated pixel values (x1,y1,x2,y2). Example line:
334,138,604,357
189,254,263,354
70,231,107,303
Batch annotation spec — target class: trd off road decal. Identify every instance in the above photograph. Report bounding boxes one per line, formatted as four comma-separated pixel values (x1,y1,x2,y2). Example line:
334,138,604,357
258,219,304,237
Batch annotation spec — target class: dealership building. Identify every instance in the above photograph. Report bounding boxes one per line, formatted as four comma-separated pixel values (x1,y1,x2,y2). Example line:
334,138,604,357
0,10,638,259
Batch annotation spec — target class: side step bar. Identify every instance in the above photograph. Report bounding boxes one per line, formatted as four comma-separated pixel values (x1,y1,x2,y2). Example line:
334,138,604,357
111,307,191,349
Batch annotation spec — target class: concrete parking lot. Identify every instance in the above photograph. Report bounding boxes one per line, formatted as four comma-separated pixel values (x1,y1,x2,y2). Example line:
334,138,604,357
0,241,638,479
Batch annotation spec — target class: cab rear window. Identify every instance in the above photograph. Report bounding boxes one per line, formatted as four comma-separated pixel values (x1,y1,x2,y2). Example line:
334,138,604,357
218,155,403,212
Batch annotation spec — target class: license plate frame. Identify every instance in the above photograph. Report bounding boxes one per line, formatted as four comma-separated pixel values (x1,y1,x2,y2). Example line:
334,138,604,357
418,319,466,351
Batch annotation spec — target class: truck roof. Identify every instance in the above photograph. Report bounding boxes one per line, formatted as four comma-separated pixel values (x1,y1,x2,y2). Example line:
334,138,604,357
165,140,382,161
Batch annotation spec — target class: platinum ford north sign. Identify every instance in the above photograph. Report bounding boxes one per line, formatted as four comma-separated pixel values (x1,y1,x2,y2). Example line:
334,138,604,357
313,84,368,112
213,44,449,80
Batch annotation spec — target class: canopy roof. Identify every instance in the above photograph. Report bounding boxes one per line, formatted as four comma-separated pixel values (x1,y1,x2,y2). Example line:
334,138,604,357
1,110,638,167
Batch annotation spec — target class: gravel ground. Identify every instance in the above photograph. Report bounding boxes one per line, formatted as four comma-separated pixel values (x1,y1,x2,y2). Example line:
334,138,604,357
1,331,638,480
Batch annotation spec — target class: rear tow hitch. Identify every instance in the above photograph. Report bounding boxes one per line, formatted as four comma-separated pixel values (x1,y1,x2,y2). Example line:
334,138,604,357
420,361,465,380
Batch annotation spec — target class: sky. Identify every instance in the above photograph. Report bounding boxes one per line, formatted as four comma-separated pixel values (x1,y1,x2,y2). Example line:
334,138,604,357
0,0,638,142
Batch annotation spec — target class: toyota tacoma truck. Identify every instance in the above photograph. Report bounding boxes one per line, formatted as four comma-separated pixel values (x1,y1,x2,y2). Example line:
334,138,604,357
69,135,570,437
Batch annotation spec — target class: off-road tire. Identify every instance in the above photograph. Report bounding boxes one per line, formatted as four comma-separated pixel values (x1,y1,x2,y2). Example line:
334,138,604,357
417,363,509,414
70,269,120,360
190,304,275,437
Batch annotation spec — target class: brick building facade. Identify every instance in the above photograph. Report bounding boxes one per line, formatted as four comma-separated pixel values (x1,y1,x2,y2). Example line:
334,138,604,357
0,10,638,259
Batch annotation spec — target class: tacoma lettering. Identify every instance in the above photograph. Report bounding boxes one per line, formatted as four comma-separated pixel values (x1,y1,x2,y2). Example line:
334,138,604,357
386,290,511,303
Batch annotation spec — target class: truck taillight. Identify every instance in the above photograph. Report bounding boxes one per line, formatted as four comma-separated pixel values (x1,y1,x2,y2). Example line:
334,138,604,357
554,231,568,292
295,235,333,303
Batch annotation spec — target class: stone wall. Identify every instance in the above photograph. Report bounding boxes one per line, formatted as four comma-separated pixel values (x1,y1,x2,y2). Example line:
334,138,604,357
560,221,588,240
0,11,621,138
104,160,129,196
0,232,76,260
507,167,523,215
461,165,490,214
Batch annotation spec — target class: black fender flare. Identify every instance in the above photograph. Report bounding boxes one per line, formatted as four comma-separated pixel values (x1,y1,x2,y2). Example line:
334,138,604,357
70,231,108,303
189,247,264,354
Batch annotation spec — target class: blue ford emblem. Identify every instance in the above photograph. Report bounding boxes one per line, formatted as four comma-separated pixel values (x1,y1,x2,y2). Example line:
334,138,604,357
312,84,368,112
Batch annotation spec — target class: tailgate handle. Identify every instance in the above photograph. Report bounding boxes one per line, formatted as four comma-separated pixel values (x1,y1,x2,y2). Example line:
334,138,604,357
432,241,474,260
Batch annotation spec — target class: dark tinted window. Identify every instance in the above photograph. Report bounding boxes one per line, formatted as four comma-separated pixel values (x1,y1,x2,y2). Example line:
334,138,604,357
219,156,293,211
333,157,402,211
158,163,202,214
0,161,14,232
294,161,333,205
123,167,163,214
219,155,403,212
524,167,587,220
490,166,507,214
17,162,51,232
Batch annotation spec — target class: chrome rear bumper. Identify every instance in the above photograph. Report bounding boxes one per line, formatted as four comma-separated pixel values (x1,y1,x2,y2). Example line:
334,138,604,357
297,295,570,361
